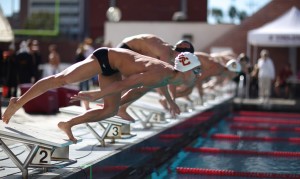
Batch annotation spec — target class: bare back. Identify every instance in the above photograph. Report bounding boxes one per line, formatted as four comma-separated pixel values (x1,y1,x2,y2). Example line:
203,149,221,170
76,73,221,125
195,52,225,81
122,34,175,64
107,48,174,78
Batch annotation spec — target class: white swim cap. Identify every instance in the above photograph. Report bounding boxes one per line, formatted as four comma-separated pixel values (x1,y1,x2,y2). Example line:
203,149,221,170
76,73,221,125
226,59,241,72
174,52,200,72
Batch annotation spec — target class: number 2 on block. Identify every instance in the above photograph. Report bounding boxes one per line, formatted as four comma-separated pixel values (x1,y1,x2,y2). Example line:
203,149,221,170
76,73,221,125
32,148,51,164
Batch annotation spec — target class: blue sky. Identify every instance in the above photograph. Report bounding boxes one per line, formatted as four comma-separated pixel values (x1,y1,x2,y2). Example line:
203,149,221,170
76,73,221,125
0,0,271,23
208,0,271,23
0,0,19,16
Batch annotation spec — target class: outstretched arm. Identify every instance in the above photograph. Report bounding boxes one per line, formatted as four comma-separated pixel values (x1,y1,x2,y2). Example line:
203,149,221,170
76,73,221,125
71,73,145,102
159,86,180,117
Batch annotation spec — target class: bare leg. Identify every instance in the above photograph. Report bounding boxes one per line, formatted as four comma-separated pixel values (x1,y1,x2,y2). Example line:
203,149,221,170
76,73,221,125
2,56,100,124
57,72,122,142
117,87,150,121
118,104,135,122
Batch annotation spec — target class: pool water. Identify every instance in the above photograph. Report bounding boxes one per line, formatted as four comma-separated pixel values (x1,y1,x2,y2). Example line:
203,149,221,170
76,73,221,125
151,112,300,178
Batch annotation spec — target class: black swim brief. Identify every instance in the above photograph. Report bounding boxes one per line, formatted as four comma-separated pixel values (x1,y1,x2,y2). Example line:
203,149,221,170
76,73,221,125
116,43,133,51
93,47,119,76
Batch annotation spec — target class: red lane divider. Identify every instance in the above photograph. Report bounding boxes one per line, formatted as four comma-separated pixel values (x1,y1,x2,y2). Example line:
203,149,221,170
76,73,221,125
211,133,300,143
184,147,300,158
172,117,208,130
229,116,300,125
159,134,182,140
235,111,300,118
176,167,300,178
98,166,129,172
138,147,160,153
230,124,300,132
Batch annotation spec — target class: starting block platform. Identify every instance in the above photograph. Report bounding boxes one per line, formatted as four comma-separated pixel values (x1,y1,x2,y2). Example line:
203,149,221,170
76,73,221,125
144,92,193,112
0,122,81,178
128,100,169,129
59,105,136,147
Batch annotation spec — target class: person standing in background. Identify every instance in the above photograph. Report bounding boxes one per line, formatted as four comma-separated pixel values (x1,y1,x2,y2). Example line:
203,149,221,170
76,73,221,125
274,62,293,98
75,43,89,91
28,39,43,82
257,49,275,103
2,44,18,98
233,53,250,98
42,44,62,77
83,38,95,58
16,40,34,84
83,37,95,87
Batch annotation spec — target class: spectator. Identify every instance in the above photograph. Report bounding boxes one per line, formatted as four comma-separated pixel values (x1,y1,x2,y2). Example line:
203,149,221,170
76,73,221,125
274,62,293,98
83,37,95,58
249,64,259,98
233,53,250,97
75,43,89,91
16,40,34,84
28,39,43,82
42,44,62,77
83,37,96,86
2,44,17,98
0,48,3,86
257,49,275,103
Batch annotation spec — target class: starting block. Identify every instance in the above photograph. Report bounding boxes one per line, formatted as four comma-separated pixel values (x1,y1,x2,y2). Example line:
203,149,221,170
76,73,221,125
128,100,170,129
59,106,136,147
0,122,80,179
144,92,191,112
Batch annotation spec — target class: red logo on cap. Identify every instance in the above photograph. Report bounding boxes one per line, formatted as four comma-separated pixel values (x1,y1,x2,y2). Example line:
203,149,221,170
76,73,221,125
178,54,191,66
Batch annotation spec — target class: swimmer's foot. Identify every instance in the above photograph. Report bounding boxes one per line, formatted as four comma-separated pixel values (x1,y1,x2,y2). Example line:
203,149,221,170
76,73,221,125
2,97,19,124
117,110,135,122
159,99,169,110
96,103,104,108
82,100,91,110
58,122,77,143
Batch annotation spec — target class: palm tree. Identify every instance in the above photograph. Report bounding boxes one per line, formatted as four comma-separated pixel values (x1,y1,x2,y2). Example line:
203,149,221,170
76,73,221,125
211,8,223,24
229,6,237,23
238,11,248,22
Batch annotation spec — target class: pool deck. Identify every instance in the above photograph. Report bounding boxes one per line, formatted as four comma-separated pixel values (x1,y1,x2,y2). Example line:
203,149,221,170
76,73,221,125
233,97,300,112
0,90,234,179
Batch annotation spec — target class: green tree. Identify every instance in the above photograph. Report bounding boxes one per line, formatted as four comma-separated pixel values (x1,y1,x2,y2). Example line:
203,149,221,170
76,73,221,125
24,12,55,30
228,6,237,23
238,11,248,22
211,8,223,24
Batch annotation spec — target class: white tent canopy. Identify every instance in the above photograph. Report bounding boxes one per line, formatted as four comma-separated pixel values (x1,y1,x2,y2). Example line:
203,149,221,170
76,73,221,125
248,6,300,47
246,6,300,98
0,7,14,42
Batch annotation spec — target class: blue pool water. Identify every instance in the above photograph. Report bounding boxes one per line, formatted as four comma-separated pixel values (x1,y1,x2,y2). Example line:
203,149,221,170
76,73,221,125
151,113,300,178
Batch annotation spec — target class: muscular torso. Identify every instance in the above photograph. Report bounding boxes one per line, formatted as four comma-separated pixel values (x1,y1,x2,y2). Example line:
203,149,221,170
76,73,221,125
122,34,175,64
195,52,225,82
107,48,175,87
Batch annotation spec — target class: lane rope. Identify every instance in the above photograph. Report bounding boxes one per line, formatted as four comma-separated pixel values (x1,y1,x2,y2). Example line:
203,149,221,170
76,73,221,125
176,167,300,178
184,147,300,157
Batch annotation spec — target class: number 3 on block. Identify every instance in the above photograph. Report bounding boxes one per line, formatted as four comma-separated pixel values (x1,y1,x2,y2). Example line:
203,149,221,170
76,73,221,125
32,148,51,164
107,125,121,137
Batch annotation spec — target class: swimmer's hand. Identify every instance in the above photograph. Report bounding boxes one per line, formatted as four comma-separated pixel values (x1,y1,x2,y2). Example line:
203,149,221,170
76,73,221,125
70,91,95,103
169,101,181,118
